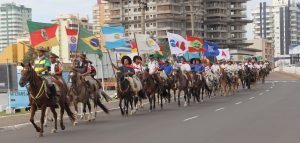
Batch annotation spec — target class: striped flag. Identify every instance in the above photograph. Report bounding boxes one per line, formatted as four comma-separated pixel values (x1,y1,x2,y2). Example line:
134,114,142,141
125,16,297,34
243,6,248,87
65,27,78,52
101,26,126,49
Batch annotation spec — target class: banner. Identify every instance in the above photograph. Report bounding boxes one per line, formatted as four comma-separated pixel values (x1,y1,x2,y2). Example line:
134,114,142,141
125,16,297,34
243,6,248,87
65,27,78,52
9,69,29,108
102,26,126,49
167,32,188,55
135,34,160,54
203,42,220,57
186,36,205,52
216,48,231,61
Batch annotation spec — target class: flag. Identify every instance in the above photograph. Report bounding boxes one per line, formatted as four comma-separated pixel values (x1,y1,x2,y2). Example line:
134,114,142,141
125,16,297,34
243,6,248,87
186,36,205,52
167,32,188,55
183,52,201,60
135,34,160,54
65,27,78,52
216,48,230,61
102,26,126,49
114,38,132,53
27,21,59,48
77,27,102,57
203,42,220,57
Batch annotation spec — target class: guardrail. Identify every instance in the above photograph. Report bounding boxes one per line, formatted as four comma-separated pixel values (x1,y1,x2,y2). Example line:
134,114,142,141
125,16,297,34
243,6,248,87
279,67,300,75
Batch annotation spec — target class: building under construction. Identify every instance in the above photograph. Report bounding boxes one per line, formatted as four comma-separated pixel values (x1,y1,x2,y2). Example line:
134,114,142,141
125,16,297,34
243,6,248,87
107,0,204,38
106,0,251,51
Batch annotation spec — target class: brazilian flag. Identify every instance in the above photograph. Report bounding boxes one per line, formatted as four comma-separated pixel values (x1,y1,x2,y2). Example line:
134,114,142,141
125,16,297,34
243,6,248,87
78,27,102,58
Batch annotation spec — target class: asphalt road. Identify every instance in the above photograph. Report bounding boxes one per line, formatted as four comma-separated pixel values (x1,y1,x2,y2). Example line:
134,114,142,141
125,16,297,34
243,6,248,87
0,72,299,143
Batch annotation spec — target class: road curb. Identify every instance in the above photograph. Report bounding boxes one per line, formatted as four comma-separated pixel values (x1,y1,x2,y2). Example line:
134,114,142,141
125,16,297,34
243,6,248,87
0,106,121,133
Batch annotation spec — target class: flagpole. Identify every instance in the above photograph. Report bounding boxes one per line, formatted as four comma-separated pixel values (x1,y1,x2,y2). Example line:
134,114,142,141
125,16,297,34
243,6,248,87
107,49,117,79
71,23,80,68
133,33,141,56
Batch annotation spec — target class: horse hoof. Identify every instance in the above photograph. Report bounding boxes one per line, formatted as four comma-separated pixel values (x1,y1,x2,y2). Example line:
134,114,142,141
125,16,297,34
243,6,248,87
73,121,78,126
61,125,66,130
51,129,57,133
39,133,43,137
184,102,187,107
44,124,48,127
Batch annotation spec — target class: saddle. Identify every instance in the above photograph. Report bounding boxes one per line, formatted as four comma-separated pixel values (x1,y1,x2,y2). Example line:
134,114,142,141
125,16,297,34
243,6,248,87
124,75,143,95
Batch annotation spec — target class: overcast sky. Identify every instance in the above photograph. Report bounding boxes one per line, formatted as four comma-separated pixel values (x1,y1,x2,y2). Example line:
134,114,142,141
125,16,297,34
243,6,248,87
1,0,272,39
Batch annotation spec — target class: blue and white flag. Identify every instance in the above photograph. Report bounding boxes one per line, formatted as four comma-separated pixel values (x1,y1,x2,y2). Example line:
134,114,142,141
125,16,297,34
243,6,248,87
203,42,220,57
101,26,126,49
114,37,132,53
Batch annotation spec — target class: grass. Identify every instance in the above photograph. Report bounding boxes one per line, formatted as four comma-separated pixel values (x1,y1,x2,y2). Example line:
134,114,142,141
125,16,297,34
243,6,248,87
0,109,29,117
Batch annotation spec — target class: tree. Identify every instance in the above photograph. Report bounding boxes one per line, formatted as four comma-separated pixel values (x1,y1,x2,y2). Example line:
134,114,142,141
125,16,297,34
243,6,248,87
23,47,36,64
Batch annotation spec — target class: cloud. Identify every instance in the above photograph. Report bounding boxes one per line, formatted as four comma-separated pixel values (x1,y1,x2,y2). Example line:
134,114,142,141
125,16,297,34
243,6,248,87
0,0,95,22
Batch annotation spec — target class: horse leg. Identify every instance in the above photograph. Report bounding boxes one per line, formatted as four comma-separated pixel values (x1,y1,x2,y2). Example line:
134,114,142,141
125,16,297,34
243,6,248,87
43,107,52,127
86,101,93,122
184,90,187,107
50,106,58,133
153,93,156,110
39,106,46,137
168,89,171,103
160,92,163,109
59,99,66,130
177,90,181,106
119,97,124,116
173,89,177,102
30,105,41,133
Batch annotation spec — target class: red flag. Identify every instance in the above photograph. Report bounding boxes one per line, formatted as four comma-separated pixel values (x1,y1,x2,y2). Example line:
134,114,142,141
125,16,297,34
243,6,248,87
65,27,78,35
186,36,204,52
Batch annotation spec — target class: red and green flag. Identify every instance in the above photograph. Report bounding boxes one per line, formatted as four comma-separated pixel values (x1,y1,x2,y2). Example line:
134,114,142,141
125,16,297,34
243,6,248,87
186,35,205,53
27,21,59,48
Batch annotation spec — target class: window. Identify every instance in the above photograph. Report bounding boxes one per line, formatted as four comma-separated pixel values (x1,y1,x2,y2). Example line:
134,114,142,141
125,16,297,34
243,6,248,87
146,23,149,27
134,24,137,28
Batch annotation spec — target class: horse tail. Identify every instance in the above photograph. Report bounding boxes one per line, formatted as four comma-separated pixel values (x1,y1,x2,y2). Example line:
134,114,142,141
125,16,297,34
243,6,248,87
96,97,109,114
100,90,113,102
64,101,76,122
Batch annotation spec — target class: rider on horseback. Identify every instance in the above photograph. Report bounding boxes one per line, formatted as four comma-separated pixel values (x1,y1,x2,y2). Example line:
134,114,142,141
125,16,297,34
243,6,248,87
224,61,237,84
49,53,68,92
34,47,56,103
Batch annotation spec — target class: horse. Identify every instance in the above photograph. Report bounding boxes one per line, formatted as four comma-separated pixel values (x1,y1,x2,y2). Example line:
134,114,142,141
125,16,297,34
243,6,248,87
244,66,252,89
172,69,190,107
142,71,158,111
19,63,75,137
230,73,239,95
238,69,246,89
190,72,202,103
259,68,266,84
116,71,135,115
69,70,109,121
219,69,230,96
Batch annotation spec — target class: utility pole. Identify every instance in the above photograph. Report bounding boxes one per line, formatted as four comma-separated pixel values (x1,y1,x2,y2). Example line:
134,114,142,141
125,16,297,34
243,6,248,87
190,0,195,36
139,0,148,34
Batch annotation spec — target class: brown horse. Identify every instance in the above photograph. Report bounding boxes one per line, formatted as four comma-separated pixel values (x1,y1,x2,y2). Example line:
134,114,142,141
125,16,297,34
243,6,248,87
19,63,75,137
69,70,109,121
172,69,190,106
116,71,134,115
219,69,230,97
142,71,157,111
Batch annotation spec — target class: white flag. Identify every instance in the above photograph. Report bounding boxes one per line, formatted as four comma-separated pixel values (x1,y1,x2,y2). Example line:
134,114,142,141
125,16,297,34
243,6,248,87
216,48,231,61
167,32,188,55
135,34,160,54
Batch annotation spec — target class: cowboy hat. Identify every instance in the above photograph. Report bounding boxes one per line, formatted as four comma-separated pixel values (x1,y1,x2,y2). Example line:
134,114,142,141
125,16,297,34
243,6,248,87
121,56,132,65
49,53,59,58
36,47,48,52
133,55,142,62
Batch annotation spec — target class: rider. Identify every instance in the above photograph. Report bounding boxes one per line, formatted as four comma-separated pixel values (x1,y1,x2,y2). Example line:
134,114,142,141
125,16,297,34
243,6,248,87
132,55,144,73
49,53,67,88
147,54,161,83
159,60,173,78
191,58,205,73
34,47,56,103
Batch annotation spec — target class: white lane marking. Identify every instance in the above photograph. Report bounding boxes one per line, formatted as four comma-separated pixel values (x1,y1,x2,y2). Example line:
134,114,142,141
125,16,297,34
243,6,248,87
259,93,264,95
249,97,255,100
235,101,242,105
215,107,225,111
266,89,270,92
183,115,199,122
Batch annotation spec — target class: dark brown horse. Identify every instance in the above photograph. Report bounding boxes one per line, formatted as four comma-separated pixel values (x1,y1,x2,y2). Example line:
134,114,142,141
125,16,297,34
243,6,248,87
142,71,157,111
116,71,139,115
172,69,190,106
219,69,230,96
19,63,75,137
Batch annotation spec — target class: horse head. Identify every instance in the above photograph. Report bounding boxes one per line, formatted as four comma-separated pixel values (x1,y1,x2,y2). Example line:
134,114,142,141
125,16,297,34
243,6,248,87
19,62,35,87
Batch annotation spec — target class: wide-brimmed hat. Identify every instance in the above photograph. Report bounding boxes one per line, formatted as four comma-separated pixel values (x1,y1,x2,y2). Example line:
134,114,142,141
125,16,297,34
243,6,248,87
133,55,142,62
49,53,59,58
121,56,132,65
36,47,48,52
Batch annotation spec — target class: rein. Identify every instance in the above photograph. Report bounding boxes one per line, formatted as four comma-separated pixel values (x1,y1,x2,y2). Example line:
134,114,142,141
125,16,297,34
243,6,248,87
118,77,130,94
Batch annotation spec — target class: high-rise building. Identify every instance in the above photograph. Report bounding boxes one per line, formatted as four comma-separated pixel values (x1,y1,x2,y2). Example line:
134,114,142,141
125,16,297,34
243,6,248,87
252,0,300,65
93,0,110,51
0,3,32,52
106,0,204,39
203,0,251,49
